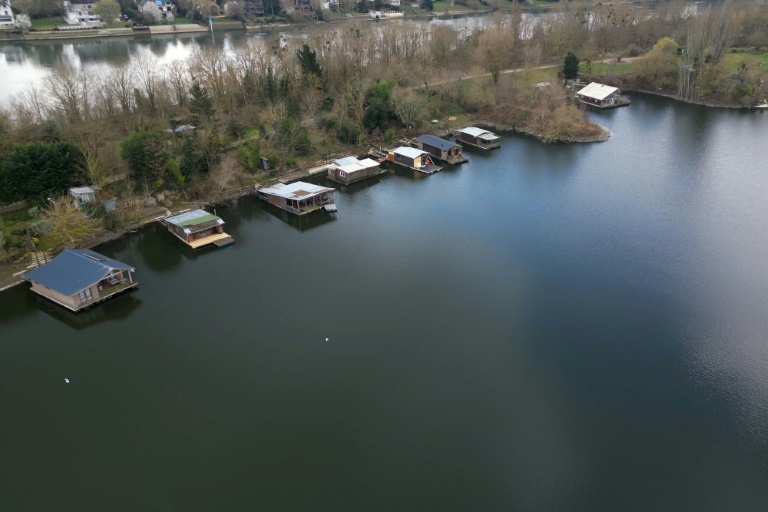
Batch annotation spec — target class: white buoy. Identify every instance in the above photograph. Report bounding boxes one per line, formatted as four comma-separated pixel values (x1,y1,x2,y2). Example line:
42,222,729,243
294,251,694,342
64,378,70,384
325,338,329,342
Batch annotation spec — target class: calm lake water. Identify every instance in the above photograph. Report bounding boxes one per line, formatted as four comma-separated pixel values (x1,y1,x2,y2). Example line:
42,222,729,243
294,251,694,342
2,94,768,510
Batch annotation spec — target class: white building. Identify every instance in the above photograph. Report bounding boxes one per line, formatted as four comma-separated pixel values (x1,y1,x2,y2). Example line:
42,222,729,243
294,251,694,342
63,0,102,25
138,0,176,18
0,0,15,29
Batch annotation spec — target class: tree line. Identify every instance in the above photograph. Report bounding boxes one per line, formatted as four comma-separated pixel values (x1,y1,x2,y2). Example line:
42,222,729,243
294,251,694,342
2,0,767,208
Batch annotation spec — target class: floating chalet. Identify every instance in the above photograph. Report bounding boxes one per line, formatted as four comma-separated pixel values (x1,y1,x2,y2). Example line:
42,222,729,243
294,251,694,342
327,156,385,185
22,249,137,312
387,147,442,174
164,209,234,248
257,181,337,215
457,127,501,150
575,82,630,109
414,135,468,164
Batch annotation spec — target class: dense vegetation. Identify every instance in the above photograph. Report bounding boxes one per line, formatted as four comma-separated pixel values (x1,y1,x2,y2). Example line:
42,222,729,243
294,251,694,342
1,0,768,261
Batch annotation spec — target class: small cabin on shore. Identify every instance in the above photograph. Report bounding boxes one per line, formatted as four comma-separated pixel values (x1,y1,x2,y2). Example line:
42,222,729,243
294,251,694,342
387,147,442,174
257,182,336,215
327,156,385,185
575,82,630,109
68,186,97,209
164,209,234,249
458,127,501,150
414,135,468,164
22,249,137,312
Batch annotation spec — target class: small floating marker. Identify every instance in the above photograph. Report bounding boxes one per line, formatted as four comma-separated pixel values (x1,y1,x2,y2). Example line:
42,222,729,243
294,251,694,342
64,378,70,384
325,338,329,342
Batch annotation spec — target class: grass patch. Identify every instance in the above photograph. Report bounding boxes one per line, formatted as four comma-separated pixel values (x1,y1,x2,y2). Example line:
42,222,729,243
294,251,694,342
589,61,634,75
170,17,197,25
30,17,63,31
721,51,768,75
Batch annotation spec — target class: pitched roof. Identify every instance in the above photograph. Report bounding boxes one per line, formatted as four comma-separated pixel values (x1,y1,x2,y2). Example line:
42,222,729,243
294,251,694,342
333,156,380,174
392,146,427,159
165,209,223,228
416,134,457,151
459,127,488,137
576,82,619,101
23,249,134,297
259,182,335,199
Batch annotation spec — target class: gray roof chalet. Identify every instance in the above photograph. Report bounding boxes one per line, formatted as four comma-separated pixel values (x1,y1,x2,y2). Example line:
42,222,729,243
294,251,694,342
23,249,134,297
416,134,457,151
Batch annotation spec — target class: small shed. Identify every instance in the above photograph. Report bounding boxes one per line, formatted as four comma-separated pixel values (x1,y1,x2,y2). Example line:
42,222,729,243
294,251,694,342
458,127,501,150
68,186,97,208
387,147,442,174
575,82,630,109
414,135,468,164
164,209,233,249
327,156,384,185
257,182,336,215
22,249,137,312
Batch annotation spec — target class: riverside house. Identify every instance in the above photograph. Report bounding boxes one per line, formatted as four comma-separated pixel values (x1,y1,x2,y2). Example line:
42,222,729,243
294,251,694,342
0,1,15,29
387,147,442,174
327,156,385,185
163,209,234,248
575,82,631,109
22,249,137,312
257,182,337,215
414,135,468,164
458,127,501,150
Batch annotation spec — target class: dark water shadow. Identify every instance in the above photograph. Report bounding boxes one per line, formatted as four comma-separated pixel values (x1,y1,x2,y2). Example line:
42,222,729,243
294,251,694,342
259,203,337,232
37,291,142,331
382,163,430,181
314,174,388,195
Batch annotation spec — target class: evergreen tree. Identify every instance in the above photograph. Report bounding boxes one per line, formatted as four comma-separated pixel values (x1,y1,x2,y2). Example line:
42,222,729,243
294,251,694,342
120,130,173,189
0,141,83,203
189,82,215,126
297,43,323,83
563,51,580,80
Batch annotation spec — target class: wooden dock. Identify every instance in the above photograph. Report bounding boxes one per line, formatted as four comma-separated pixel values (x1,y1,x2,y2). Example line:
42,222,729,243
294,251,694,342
186,232,234,249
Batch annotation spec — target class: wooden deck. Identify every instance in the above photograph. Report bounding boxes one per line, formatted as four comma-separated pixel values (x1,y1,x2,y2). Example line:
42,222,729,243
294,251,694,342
187,232,234,249
461,140,501,150
31,280,138,312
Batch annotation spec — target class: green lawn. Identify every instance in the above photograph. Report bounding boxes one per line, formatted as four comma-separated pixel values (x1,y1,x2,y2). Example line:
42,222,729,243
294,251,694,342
721,51,768,75
171,17,197,25
30,17,63,31
589,61,635,75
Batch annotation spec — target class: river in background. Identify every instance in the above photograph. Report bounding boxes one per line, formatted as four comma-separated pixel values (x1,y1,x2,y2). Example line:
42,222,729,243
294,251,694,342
1,94,767,510
0,15,491,107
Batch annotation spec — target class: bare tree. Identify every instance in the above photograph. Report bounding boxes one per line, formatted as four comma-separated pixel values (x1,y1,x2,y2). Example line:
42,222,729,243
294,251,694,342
41,196,103,247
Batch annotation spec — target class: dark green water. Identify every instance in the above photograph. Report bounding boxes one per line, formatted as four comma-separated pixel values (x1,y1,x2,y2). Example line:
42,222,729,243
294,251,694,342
2,95,768,511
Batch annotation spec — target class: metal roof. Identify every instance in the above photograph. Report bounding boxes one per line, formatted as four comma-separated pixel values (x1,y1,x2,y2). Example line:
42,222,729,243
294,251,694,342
259,182,335,199
334,156,360,167
459,127,488,137
68,186,95,195
165,209,223,228
392,146,427,159
576,82,619,101
416,134,457,151
23,249,134,297
334,157,380,174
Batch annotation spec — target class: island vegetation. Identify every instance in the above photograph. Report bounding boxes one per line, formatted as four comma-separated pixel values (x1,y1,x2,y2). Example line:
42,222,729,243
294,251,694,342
1,0,768,280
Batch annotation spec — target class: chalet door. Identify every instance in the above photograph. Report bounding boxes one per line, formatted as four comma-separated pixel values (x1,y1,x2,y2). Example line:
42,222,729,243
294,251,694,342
79,288,92,301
